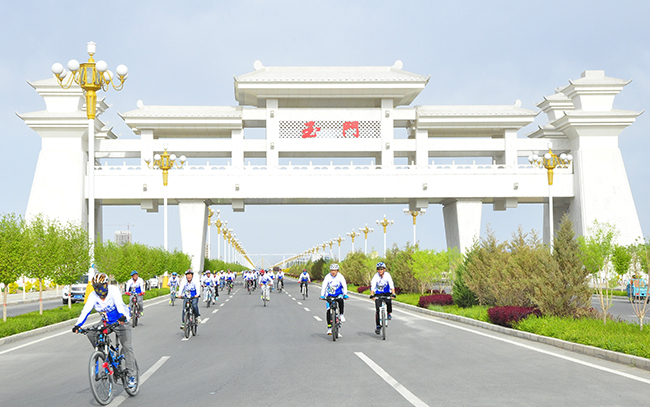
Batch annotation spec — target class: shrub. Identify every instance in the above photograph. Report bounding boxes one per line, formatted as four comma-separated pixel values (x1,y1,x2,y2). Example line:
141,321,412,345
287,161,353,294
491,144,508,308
385,243,419,293
418,294,453,307
487,306,541,328
341,252,373,286
452,257,479,308
357,285,370,293
8,282,19,294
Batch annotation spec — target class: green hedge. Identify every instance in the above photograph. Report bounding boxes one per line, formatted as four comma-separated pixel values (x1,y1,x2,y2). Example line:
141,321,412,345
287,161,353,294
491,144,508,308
0,288,170,339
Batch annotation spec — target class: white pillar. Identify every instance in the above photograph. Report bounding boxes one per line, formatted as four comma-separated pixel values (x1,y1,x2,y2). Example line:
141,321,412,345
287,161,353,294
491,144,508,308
381,98,394,167
88,119,95,245
179,200,208,273
443,199,483,254
266,99,279,167
415,129,428,166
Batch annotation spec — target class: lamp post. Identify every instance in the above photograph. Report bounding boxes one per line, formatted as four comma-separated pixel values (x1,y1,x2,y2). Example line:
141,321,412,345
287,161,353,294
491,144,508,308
214,211,225,260
321,242,328,259
145,148,186,251
529,144,572,243
359,224,374,255
51,42,128,246
222,226,229,263
346,230,359,253
327,240,334,259
404,208,426,245
207,208,214,259
334,235,345,261
376,214,394,255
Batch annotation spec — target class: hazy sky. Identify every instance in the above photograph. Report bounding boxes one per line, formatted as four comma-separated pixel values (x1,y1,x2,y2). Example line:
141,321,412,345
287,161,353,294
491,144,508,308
2,1,649,268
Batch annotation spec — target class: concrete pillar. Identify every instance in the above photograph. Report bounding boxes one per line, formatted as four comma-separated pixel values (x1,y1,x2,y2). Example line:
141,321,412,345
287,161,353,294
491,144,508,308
443,199,483,253
179,200,208,273
415,129,428,166
266,99,279,167
140,129,154,167
381,98,394,167
231,129,244,166
503,129,518,167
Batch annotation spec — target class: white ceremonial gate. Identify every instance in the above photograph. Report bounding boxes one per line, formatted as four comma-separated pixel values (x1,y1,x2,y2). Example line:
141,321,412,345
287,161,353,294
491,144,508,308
19,61,644,272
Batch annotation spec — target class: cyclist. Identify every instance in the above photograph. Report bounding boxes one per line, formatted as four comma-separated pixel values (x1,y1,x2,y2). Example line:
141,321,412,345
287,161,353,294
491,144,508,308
225,269,235,291
72,273,137,389
201,270,216,302
168,272,180,303
369,261,396,335
298,269,311,297
125,270,145,317
276,269,284,290
258,270,273,301
178,269,201,330
320,263,349,335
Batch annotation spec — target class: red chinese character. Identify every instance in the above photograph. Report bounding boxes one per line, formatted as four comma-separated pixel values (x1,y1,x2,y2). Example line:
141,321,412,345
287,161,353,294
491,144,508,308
301,121,320,138
343,121,359,138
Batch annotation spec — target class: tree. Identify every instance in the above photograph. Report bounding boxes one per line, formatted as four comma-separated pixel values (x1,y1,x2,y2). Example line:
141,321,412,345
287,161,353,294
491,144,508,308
629,240,650,330
578,221,618,324
464,228,510,306
452,255,479,307
529,214,589,317
612,244,632,286
409,249,451,294
54,221,91,308
0,213,30,321
26,215,62,315
385,243,418,293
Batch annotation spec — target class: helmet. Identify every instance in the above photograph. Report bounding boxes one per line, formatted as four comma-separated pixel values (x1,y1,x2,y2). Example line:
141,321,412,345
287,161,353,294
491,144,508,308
130,270,138,276
92,273,109,298
185,269,193,275
172,272,177,276
376,262,386,270
206,270,212,274
302,269,307,272
330,263,339,271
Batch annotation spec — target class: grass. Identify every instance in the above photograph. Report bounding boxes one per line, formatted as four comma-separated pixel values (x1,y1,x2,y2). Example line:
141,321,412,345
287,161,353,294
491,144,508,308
0,288,170,339
427,304,491,323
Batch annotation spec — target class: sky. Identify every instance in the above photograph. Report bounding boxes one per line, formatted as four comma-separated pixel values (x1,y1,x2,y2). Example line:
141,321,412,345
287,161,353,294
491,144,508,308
2,0,649,269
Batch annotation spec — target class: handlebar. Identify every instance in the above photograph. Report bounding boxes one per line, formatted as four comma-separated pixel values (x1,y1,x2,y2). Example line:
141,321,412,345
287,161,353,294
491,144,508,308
77,320,121,335
370,294,396,299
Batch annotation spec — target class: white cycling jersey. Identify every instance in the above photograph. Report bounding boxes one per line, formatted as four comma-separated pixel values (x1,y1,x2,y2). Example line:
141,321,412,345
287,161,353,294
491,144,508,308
76,285,130,326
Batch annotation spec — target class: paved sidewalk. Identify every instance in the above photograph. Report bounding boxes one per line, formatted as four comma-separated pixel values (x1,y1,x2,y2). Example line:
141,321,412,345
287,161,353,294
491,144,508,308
2,290,62,306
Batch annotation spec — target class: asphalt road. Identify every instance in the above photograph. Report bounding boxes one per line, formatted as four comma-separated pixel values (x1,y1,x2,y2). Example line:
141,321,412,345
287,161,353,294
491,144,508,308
3,298,69,318
1,280,650,406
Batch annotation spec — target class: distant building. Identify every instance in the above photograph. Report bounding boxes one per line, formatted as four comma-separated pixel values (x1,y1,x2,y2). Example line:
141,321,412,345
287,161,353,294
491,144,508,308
115,230,132,245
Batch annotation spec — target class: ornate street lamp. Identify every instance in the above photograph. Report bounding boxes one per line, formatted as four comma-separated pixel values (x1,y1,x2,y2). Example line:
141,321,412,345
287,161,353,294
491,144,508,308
51,42,128,246
333,235,345,261
346,230,359,253
145,148,186,251
376,214,394,255
222,225,229,263
529,143,573,243
359,224,374,255
214,210,226,260
404,208,426,245
207,208,214,259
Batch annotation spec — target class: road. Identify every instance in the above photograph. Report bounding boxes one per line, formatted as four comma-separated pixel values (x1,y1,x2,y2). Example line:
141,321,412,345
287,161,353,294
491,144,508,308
4,298,68,318
1,280,649,406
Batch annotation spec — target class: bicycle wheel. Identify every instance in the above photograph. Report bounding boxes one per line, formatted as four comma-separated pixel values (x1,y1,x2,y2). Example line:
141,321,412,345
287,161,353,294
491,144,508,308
184,313,191,339
121,353,140,396
301,285,306,300
206,294,211,308
89,350,114,405
381,304,387,341
331,306,338,342
191,313,197,336
132,301,138,327
170,293,175,306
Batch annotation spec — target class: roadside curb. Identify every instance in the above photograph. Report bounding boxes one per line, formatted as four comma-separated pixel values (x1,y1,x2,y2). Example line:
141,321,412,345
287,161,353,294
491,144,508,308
0,296,164,348
347,290,650,372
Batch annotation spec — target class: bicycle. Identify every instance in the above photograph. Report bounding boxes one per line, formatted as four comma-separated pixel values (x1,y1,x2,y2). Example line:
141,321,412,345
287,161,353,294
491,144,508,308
277,278,284,293
79,320,140,405
169,286,177,306
324,295,345,341
128,288,141,327
181,291,198,338
204,286,213,308
300,282,308,300
371,294,395,341
246,279,253,294
227,281,234,295
261,283,270,307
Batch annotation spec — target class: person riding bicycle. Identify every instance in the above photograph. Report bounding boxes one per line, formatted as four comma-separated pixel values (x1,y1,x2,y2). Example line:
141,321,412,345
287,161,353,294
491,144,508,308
258,270,273,301
320,263,349,335
168,272,180,291
125,270,145,317
276,269,284,289
178,269,201,330
72,272,137,389
225,269,234,290
298,269,311,297
201,270,217,302
369,261,396,335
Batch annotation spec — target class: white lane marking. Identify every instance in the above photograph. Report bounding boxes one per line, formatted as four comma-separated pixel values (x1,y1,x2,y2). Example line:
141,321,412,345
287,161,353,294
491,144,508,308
181,337,189,341
297,302,303,305
212,309,219,314
292,298,296,301
226,299,230,302
304,308,310,312
314,316,322,322
220,303,225,307
356,352,429,407
201,318,209,324
397,308,650,385
0,331,67,355
144,298,171,308
107,356,170,407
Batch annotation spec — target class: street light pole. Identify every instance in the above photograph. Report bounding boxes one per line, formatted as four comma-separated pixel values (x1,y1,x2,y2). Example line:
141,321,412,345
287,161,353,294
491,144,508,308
334,235,345,261
145,148,186,251
376,214,394,255
51,42,128,248
215,210,224,260
529,143,572,243
359,224,374,255
207,208,214,259
346,230,359,253
404,208,426,245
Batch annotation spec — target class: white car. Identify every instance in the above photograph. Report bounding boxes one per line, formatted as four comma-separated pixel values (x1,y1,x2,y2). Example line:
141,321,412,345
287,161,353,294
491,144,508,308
62,275,89,304
147,276,160,290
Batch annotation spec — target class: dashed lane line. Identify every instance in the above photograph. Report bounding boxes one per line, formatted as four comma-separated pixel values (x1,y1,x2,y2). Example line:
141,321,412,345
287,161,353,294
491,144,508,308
314,316,322,322
107,356,170,407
